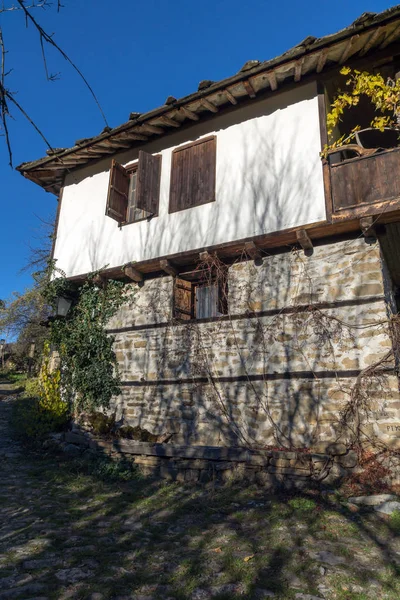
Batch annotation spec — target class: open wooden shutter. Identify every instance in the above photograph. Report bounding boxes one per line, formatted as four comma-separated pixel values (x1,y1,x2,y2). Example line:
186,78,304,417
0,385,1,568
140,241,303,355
106,160,129,223
169,136,216,213
174,278,194,320
135,151,162,215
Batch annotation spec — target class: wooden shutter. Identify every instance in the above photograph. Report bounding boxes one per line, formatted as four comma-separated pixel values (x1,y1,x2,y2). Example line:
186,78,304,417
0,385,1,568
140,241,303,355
169,136,216,213
196,284,219,319
135,151,162,215
106,160,129,223
174,278,194,320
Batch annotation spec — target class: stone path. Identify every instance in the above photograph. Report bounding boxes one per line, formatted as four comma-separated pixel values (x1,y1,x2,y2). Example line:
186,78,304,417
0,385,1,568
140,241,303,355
1,391,400,599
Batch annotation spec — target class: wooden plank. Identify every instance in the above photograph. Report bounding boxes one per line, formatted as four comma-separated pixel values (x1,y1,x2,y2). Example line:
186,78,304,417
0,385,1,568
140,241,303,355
317,86,333,223
244,241,262,260
118,132,148,142
201,98,219,113
267,71,278,91
179,106,200,121
296,229,313,251
199,250,210,261
160,259,178,277
339,35,359,63
243,80,256,98
124,265,144,282
225,89,238,105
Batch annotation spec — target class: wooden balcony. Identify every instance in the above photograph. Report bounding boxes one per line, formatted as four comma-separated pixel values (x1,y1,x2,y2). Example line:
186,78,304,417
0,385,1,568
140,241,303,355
329,147,400,221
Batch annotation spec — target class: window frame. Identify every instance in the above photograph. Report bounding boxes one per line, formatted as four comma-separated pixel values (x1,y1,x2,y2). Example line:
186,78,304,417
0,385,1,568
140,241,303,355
173,270,228,322
168,135,217,214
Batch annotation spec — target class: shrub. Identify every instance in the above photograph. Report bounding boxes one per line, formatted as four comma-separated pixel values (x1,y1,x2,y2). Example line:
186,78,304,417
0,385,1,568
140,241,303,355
11,342,69,443
390,510,400,535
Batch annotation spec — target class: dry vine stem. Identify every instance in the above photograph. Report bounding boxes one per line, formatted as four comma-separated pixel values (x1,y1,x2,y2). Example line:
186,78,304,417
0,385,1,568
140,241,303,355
166,243,399,466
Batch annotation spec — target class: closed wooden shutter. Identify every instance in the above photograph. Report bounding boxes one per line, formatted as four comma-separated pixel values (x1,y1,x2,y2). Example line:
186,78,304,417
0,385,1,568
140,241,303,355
196,284,219,319
135,151,162,215
169,136,216,213
106,160,129,223
174,278,194,320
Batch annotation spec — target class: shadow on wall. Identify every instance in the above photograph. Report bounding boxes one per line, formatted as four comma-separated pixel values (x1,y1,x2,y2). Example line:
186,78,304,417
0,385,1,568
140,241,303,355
53,82,324,277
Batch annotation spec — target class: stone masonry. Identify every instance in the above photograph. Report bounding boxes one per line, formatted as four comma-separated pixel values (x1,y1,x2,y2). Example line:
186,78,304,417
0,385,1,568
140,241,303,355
107,236,400,451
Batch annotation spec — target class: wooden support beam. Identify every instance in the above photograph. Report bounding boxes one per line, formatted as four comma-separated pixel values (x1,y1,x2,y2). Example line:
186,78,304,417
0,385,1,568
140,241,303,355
294,58,304,82
360,27,383,55
243,79,256,98
296,229,313,252
93,274,106,286
201,98,219,113
199,251,210,261
118,132,148,142
360,217,376,238
339,35,359,64
124,265,144,283
179,106,200,121
380,23,400,49
158,115,180,128
225,89,238,105
160,259,178,277
316,48,329,73
244,241,262,260
267,71,278,91
139,124,165,135
87,146,115,155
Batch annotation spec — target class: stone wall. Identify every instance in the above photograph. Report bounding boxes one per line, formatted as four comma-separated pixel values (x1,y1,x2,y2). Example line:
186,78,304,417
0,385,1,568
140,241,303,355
107,236,400,451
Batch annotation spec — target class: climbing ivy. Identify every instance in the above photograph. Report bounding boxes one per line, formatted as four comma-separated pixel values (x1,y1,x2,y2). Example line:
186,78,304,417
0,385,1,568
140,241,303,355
46,274,132,413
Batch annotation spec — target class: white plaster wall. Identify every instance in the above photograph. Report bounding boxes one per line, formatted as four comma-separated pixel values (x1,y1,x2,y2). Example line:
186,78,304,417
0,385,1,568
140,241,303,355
54,82,325,277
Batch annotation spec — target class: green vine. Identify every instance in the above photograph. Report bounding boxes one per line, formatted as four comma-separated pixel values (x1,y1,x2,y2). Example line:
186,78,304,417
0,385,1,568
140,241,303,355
45,274,132,413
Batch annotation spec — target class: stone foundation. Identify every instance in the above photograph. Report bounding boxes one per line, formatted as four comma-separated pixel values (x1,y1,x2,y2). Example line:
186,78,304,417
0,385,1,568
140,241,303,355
61,430,357,490
106,236,400,452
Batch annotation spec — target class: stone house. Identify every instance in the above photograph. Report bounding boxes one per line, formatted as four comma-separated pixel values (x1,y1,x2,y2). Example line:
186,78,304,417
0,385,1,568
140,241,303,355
17,7,400,476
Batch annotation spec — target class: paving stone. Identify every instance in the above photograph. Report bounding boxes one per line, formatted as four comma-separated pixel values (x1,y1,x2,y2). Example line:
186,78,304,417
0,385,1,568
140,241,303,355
54,567,93,583
348,494,398,506
374,501,400,515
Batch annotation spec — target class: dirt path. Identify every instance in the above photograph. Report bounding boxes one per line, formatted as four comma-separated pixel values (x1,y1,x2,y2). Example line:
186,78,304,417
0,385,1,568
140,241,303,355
0,394,400,600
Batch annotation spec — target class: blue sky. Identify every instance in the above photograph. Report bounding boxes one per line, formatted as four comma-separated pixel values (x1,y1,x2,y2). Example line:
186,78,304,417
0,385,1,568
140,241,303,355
0,0,398,304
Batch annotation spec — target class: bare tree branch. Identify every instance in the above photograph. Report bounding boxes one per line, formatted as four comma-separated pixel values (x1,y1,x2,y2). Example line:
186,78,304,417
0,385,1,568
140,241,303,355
15,0,108,125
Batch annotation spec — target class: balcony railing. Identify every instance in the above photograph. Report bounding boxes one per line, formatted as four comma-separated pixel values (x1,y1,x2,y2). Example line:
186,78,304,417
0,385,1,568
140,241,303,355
328,146,400,217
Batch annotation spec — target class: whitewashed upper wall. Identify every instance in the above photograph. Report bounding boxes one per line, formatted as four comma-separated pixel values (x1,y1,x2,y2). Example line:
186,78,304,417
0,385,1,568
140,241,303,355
54,82,325,277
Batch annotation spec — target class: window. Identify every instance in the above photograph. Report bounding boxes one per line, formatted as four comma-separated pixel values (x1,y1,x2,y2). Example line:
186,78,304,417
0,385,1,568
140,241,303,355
173,273,228,321
106,151,162,225
169,136,216,213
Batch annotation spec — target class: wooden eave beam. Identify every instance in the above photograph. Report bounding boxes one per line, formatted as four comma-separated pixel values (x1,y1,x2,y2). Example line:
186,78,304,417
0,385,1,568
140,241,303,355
294,58,304,82
179,106,200,121
160,259,178,277
267,71,278,91
157,115,180,128
244,241,262,260
380,23,400,49
138,124,165,135
97,140,131,150
339,35,359,64
118,132,148,142
124,265,144,283
225,89,238,105
316,48,329,73
201,98,218,113
360,27,383,55
243,80,256,98
296,229,313,252
87,146,115,155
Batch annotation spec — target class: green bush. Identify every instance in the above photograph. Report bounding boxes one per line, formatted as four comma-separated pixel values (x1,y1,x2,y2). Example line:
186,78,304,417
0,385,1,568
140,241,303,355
23,377,41,398
11,396,69,443
288,497,317,514
390,509,400,535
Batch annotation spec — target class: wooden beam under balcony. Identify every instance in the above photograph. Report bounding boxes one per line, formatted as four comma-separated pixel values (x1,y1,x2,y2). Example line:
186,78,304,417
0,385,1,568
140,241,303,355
160,259,178,277
360,217,376,238
225,89,238,105
243,80,256,98
179,107,200,121
296,229,313,252
244,241,262,260
267,71,278,91
201,99,218,113
124,265,144,282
